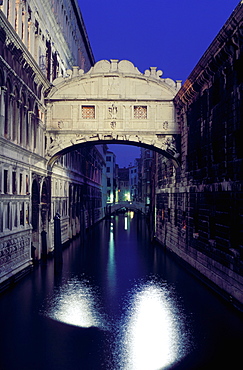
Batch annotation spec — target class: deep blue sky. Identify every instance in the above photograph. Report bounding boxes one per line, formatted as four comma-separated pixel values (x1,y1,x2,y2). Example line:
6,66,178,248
78,0,239,167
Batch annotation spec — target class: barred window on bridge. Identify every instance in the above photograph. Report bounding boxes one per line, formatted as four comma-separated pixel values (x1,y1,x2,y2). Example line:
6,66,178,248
82,106,95,119
134,106,147,119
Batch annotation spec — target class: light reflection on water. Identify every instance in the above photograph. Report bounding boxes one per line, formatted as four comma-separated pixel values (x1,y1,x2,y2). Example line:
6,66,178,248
41,277,108,329
115,278,190,370
41,275,190,369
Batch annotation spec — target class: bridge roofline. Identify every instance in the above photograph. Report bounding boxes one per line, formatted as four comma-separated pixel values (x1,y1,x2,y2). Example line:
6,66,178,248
47,59,181,100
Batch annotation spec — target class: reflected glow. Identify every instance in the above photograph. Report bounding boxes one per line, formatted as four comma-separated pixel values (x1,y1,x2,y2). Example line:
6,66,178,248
119,281,188,370
129,211,134,219
124,216,128,230
107,222,116,293
42,278,106,329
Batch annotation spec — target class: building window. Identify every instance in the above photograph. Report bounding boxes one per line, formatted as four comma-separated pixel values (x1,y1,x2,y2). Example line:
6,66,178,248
82,105,95,119
106,156,111,161
12,171,17,194
20,202,24,226
4,170,8,194
107,167,110,173
13,203,17,227
26,175,29,194
134,106,147,119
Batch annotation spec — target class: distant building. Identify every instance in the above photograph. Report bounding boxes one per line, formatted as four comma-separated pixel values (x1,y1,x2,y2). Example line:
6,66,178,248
118,168,130,202
129,160,139,201
106,151,117,203
140,148,155,205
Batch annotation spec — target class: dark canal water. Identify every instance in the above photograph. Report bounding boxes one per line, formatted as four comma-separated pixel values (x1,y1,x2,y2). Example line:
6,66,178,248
0,212,242,370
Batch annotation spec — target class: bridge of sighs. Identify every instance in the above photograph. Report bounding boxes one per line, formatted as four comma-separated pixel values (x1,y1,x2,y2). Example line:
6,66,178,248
45,59,181,166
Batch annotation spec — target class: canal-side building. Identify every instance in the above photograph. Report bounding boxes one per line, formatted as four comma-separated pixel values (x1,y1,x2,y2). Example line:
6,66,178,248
0,1,109,289
155,3,243,309
118,167,130,202
140,148,155,206
129,160,139,201
106,150,117,203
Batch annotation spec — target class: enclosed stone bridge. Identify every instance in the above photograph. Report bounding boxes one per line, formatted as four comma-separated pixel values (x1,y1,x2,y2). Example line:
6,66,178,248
45,59,181,167
107,201,147,215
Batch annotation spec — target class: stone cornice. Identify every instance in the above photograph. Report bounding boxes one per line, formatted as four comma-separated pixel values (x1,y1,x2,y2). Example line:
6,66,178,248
0,10,50,92
70,0,95,66
0,55,44,104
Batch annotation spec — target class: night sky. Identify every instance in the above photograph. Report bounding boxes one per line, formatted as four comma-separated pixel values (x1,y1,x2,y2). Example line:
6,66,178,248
78,0,239,167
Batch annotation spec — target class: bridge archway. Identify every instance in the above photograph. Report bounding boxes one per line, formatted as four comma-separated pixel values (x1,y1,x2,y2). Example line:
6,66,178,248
107,201,147,216
45,59,181,168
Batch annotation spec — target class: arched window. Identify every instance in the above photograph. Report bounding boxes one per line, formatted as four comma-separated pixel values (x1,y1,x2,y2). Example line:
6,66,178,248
4,79,12,139
12,86,19,142
41,181,48,204
19,92,26,146
33,104,39,150
15,6,17,31
7,0,10,19
26,98,31,147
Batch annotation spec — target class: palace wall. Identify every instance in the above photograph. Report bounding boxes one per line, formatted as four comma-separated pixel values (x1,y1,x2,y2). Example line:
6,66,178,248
155,3,243,309
0,2,103,290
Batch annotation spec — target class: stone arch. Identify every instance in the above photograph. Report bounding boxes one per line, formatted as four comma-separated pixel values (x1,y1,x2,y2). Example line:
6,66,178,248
47,139,180,171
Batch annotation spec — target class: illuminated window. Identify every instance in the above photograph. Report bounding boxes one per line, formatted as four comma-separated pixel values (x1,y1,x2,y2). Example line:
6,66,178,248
134,106,147,119
82,106,95,119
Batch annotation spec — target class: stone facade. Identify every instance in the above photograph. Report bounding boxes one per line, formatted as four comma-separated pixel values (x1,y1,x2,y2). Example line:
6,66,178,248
155,3,243,309
0,1,105,290
106,151,117,203
45,59,181,166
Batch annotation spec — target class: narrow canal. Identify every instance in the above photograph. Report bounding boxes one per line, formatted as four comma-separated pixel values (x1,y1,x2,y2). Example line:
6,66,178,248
0,212,242,370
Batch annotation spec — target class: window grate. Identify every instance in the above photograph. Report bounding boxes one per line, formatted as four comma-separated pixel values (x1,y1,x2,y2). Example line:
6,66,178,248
82,106,95,119
134,106,147,119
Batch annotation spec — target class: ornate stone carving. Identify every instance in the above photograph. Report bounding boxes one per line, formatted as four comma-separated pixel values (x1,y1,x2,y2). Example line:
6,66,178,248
108,104,118,119
163,121,168,130
0,234,30,273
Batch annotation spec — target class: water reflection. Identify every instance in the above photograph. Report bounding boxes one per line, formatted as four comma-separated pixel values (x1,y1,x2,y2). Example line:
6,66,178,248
124,215,128,230
42,277,107,329
117,279,189,370
107,220,117,294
